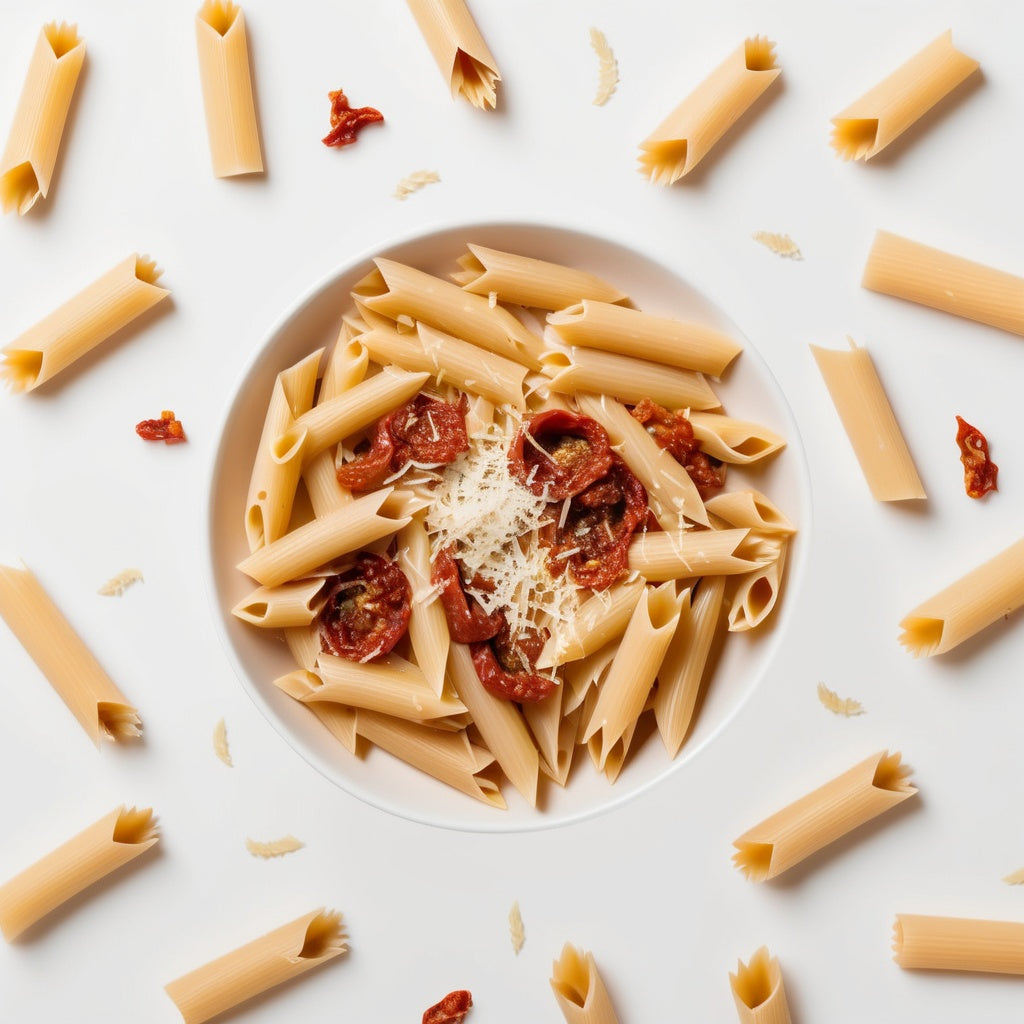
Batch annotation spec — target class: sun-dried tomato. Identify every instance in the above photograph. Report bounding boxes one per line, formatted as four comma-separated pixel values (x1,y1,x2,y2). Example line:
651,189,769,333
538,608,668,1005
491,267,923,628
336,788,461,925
470,620,554,703
322,90,383,148
955,415,998,499
318,553,411,662
508,409,613,500
630,397,725,496
336,395,469,491
431,546,503,643
422,989,473,1024
547,455,647,590
135,410,186,444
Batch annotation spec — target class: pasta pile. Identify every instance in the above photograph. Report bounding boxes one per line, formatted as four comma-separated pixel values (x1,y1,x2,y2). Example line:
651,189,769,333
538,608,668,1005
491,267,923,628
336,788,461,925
231,242,793,809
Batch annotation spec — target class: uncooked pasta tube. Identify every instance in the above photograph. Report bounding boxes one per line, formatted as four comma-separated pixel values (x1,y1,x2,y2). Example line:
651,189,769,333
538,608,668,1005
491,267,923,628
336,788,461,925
730,946,791,1024
550,943,621,1024
894,915,1024,975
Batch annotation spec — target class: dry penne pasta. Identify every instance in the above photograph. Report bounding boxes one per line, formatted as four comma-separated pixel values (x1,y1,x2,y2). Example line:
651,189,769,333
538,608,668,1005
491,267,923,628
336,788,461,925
730,946,791,1024
231,578,327,628
893,914,1024,974
406,0,500,109
2,254,169,393
195,0,263,177
899,535,1024,656
550,943,621,1024
164,908,347,1024
453,244,628,309
522,682,573,785
862,229,1024,337
541,348,720,411
727,537,788,631
275,669,359,752
548,300,742,377
687,412,786,465
0,806,158,941
831,31,979,160
704,489,795,534
733,750,916,881
628,528,762,581
0,22,85,215
810,339,926,501
0,563,141,745
639,36,780,184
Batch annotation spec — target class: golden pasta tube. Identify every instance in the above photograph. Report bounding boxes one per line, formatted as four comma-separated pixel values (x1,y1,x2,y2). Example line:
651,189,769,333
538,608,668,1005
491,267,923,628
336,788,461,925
899,535,1024,657
397,517,449,695
727,537,788,632
406,0,500,109
687,413,786,465
831,31,979,160
164,908,347,1024
862,229,1024,337
733,750,917,881
275,669,359,753
231,578,326,628
627,528,762,581
730,946,791,1024
705,490,796,535
0,563,140,745
550,943,621,1024
893,914,1024,975
0,806,158,941
195,1,263,176
639,37,780,184
2,255,170,393
0,22,85,215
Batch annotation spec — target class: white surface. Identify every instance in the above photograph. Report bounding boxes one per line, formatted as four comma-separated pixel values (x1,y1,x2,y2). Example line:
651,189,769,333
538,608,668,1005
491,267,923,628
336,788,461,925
0,1,1022,1020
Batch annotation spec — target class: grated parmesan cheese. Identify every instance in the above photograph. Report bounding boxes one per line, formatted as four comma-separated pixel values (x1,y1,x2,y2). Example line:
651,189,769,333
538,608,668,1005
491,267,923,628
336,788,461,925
245,835,305,859
589,28,619,106
393,169,440,199
508,900,525,954
97,568,143,596
816,682,865,717
752,231,803,259
212,718,233,766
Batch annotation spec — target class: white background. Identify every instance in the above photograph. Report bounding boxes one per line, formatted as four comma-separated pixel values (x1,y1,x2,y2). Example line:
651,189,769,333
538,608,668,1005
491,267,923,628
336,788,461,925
1,0,1024,1020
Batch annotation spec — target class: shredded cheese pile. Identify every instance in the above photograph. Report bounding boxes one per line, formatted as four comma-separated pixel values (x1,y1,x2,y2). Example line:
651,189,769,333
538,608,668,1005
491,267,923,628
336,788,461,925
426,419,580,645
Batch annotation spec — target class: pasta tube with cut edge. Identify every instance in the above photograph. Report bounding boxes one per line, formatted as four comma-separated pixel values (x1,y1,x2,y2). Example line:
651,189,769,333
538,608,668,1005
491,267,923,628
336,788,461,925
2,255,169,393
730,946,791,1024
627,528,762,581
899,535,1024,657
0,806,158,941
550,943,621,1024
831,31,979,161
231,578,327,628
164,908,347,1024
733,750,917,881
639,36,780,184
893,914,1024,975
0,22,85,215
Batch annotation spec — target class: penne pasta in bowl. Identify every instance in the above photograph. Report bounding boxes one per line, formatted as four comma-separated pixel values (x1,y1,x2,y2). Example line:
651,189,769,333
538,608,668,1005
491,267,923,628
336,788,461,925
204,222,810,832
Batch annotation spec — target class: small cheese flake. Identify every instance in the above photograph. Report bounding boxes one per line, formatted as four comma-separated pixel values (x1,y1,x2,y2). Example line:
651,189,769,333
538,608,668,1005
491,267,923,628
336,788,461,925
589,28,618,106
752,231,803,259
817,681,865,717
212,717,232,766
245,835,305,859
394,170,440,200
97,568,143,596
1003,867,1024,885
508,900,525,954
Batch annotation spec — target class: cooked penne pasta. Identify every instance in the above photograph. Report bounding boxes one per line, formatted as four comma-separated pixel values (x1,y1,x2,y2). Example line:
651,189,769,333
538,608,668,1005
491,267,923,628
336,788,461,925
654,576,725,757
639,36,780,184
0,563,140,745
541,348,720,411
899,535,1024,657
733,750,917,881
550,943,621,1024
0,806,158,941
231,578,326,628
195,1,263,177
358,322,528,408
687,412,786,465
705,490,795,534
893,914,1024,975
810,339,926,501
453,244,628,309
862,229,1024,337
164,908,347,1024
548,300,742,378
730,946,791,1024
831,31,979,161
245,350,322,551
283,624,320,672
0,22,85,215
575,393,709,529
405,0,500,109
2,254,169,393
275,669,358,752
628,528,761,581
523,683,573,785
236,489,410,588
728,537,788,631
397,518,449,695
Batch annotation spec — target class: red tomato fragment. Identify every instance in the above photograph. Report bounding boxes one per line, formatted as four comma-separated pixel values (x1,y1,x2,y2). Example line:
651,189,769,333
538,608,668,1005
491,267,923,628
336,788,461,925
508,409,613,500
630,398,725,495
136,410,186,444
431,546,504,644
471,619,555,703
322,90,384,148
422,989,473,1024
955,415,998,499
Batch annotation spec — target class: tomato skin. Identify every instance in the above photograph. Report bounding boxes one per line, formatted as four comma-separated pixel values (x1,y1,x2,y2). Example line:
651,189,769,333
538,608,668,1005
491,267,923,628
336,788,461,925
422,990,472,1024
630,398,725,495
508,409,613,500
322,90,383,147
318,553,411,662
955,415,998,499
470,621,555,703
431,547,503,644
135,410,186,444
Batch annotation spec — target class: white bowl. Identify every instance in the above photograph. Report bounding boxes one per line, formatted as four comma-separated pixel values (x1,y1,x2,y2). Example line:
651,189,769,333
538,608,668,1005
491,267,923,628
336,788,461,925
204,221,812,833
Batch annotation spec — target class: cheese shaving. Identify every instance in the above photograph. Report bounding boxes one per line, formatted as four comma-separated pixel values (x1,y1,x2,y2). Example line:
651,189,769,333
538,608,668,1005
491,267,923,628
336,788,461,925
212,717,233,766
245,835,305,859
393,169,440,200
508,900,525,954
752,231,803,259
816,682,865,717
590,28,619,106
97,568,144,596
1003,867,1024,885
